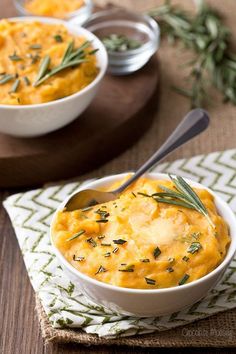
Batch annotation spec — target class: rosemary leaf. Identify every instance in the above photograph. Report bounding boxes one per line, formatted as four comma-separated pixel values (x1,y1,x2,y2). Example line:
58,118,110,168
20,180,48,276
9,79,20,93
29,44,42,50
9,52,22,61
113,239,127,245
153,246,161,259
95,265,107,275
34,55,51,84
145,277,156,285
73,255,85,262
187,242,202,254
0,74,15,85
54,34,63,43
179,273,190,285
23,76,31,86
118,264,135,272
67,229,85,241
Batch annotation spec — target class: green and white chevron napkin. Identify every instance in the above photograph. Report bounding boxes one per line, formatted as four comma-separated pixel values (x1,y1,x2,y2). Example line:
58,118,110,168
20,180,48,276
3,149,236,338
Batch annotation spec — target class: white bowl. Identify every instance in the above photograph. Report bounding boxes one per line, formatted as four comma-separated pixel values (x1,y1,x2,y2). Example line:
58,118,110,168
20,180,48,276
14,0,93,26
50,173,236,317
0,17,108,137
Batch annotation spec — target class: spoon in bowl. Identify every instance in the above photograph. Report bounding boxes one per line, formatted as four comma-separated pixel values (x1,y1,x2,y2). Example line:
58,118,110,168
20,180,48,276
65,108,209,211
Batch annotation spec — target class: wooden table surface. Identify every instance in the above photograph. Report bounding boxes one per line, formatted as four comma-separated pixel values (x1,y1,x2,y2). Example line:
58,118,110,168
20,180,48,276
1,0,236,353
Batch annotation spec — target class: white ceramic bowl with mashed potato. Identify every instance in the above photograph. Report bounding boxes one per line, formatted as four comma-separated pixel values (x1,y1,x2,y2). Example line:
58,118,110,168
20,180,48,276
50,173,236,317
0,16,107,137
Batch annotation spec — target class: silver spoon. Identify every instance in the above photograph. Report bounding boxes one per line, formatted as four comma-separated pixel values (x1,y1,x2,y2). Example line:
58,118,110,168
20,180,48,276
65,108,209,211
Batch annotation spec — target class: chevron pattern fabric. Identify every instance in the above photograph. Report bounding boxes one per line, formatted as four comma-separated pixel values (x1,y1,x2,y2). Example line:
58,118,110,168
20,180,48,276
3,149,236,338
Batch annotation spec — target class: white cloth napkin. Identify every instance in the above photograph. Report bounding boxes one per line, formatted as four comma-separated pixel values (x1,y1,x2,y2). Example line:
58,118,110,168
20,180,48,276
3,149,236,338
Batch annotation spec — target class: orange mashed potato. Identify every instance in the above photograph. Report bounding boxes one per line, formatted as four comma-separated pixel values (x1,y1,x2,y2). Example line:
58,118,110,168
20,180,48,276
0,20,98,105
52,177,230,289
25,0,84,19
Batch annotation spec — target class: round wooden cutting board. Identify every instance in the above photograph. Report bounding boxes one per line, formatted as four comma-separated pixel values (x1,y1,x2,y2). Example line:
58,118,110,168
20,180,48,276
0,56,159,187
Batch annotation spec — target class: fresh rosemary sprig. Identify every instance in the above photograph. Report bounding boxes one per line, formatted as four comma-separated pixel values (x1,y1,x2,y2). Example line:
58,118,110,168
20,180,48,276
149,0,236,107
33,40,96,87
141,175,214,227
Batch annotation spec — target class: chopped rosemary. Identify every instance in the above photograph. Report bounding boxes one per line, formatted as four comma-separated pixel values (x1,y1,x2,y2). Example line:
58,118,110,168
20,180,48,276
112,247,119,253
191,232,201,239
96,219,109,223
104,252,111,257
67,229,85,241
179,274,190,286
9,79,20,93
95,209,110,217
132,192,137,198
140,258,150,263
113,239,127,245
95,265,107,275
166,267,174,273
168,257,175,263
29,44,42,50
153,246,161,259
27,53,41,64
9,52,22,61
33,40,96,87
87,237,97,247
118,264,135,272
149,175,214,228
95,209,110,223
98,235,105,239
73,255,85,262
81,206,93,212
54,34,63,43
101,243,111,246
23,76,30,86
102,34,142,52
0,74,15,85
187,242,202,254
145,277,156,285
182,256,189,262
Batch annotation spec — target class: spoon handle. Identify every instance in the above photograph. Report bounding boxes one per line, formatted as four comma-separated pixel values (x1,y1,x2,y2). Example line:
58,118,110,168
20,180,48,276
114,108,209,194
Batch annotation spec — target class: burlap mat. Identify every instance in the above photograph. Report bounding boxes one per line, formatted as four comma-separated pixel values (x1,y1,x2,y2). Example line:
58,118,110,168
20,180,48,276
36,0,236,347
37,297,236,346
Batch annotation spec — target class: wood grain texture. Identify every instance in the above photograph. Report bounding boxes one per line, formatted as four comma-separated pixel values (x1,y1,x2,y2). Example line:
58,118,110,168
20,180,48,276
1,0,236,353
0,58,159,187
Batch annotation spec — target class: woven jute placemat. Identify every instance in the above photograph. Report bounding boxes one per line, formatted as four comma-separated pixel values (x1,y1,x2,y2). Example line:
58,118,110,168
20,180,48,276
36,0,236,347
37,297,236,346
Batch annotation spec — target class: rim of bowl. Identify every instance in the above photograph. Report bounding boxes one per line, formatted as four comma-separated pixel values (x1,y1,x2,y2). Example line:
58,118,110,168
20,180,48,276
84,9,160,57
14,0,93,20
0,16,108,109
50,172,236,294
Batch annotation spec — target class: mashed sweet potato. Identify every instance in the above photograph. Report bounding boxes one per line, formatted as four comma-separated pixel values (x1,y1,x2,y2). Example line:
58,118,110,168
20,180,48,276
52,177,230,289
0,20,98,105
25,0,85,19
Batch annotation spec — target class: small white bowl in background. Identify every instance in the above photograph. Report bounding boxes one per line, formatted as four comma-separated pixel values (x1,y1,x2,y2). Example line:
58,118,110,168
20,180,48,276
84,8,160,75
0,16,108,137
14,0,93,25
50,173,236,317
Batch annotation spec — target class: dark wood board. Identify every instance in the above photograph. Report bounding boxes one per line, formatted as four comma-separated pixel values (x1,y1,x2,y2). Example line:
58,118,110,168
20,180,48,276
0,56,159,188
